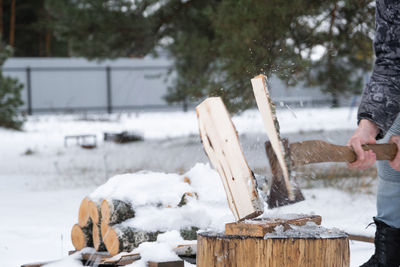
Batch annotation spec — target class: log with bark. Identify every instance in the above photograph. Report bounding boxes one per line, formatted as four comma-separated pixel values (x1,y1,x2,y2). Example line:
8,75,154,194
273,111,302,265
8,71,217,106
102,224,160,256
71,223,93,250
78,197,91,227
101,199,135,226
88,199,102,225
92,223,107,251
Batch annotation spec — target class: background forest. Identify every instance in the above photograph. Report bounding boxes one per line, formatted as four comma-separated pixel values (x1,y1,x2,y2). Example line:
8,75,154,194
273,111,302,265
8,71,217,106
0,0,375,111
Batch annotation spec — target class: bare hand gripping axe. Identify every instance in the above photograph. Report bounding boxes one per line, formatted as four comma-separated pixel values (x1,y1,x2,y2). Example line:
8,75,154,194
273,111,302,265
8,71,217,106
251,74,397,208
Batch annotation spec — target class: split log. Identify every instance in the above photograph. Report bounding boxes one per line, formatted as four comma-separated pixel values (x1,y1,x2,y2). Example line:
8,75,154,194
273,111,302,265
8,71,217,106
197,231,349,267
78,197,91,227
225,215,322,237
71,223,93,250
101,199,135,226
102,224,159,256
196,97,264,221
92,224,107,251
251,75,294,200
88,199,102,225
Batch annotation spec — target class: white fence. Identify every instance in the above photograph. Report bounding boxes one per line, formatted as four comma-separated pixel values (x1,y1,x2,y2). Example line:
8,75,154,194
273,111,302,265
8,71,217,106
2,57,338,115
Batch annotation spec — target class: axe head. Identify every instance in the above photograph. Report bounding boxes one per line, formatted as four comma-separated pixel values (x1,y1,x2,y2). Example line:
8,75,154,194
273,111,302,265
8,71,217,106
265,139,304,208
251,74,304,209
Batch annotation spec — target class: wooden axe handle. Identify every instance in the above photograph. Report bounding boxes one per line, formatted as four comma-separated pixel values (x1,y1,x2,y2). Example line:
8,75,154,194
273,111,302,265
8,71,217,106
289,140,398,166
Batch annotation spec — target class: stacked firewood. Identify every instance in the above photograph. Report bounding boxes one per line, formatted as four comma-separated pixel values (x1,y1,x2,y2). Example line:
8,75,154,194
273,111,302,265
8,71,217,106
71,193,199,256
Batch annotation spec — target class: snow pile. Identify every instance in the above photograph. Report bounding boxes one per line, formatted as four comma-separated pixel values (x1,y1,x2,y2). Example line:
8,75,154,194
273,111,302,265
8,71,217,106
264,222,347,239
89,172,192,207
90,163,233,232
128,231,194,267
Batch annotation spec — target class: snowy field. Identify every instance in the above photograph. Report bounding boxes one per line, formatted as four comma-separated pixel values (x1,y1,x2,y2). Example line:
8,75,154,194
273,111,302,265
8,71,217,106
0,107,375,267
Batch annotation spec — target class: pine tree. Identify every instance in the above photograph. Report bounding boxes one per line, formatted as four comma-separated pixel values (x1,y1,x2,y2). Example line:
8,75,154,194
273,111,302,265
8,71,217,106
46,0,376,112
0,39,24,129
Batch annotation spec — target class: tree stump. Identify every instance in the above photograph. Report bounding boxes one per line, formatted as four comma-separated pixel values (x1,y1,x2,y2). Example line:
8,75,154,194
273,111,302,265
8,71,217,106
197,229,349,267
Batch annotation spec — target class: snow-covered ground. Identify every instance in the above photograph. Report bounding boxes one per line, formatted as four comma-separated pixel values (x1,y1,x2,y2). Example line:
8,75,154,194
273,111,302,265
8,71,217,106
0,107,375,267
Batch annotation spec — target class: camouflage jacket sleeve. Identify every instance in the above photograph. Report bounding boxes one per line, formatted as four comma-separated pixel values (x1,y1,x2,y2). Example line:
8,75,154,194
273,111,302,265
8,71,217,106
357,0,400,139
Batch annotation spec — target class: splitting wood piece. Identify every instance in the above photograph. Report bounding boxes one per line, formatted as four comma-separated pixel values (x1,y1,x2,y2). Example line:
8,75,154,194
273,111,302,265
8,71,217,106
71,223,93,250
196,97,264,221
225,214,322,237
290,140,397,166
251,74,303,207
101,199,135,226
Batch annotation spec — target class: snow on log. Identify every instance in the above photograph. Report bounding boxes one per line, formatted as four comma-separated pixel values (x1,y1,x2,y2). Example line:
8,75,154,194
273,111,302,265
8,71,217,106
102,224,159,256
92,223,107,251
78,197,91,227
196,97,264,221
89,172,192,209
71,223,93,250
101,199,135,226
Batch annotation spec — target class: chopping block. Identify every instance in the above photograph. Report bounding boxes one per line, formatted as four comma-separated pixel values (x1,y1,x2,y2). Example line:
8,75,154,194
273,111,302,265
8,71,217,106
197,214,350,267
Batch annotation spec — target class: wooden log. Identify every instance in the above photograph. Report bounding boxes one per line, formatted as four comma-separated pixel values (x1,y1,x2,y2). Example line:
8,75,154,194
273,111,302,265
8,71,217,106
172,241,197,256
225,215,322,237
71,223,93,250
102,224,159,256
251,75,294,200
101,199,135,226
92,223,107,251
179,227,199,240
78,197,90,227
148,260,184,267
196,97,264,221
88,199,102,225
197,231,350,267
177,192,198,207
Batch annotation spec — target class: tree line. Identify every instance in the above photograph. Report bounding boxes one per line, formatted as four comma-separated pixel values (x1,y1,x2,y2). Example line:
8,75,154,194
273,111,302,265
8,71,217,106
0,0,375,122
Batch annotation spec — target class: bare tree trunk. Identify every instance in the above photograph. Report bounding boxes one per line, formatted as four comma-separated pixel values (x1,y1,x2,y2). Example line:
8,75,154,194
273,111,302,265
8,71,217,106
0,0,3,38
9,0,16,47
45,32,51,56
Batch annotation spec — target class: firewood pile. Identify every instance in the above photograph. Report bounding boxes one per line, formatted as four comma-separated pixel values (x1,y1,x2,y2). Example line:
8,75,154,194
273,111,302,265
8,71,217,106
70,164,230,256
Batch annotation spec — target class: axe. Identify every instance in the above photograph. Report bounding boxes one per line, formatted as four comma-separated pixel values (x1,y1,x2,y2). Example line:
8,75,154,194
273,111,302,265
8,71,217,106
251,74,398,209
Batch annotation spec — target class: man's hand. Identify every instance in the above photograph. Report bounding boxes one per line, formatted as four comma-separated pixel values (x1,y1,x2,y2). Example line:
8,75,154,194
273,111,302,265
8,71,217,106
347,119,379,170
389,136,400,171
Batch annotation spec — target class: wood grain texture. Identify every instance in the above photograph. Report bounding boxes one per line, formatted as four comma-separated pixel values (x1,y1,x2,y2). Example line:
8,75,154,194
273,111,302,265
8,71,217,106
78,197,90,227
196,97,263,221
197,232,349,267
251,74,294,200
71,223,93,250
290,140,397,166
225,215,322,237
